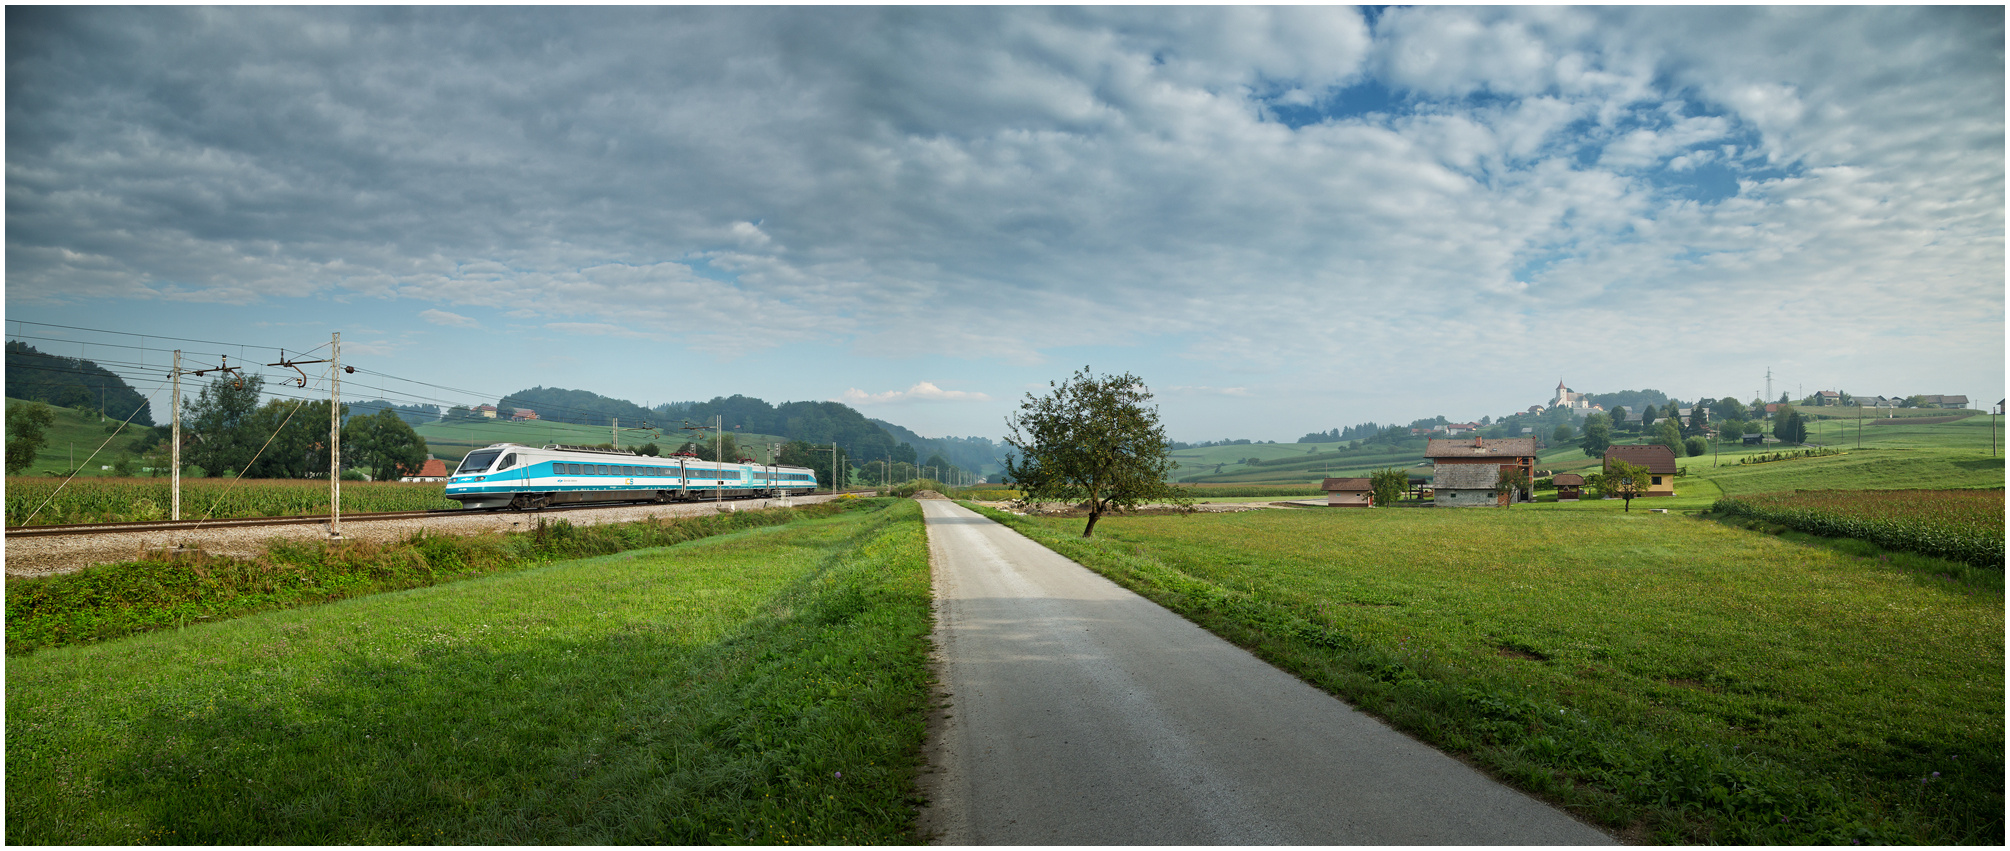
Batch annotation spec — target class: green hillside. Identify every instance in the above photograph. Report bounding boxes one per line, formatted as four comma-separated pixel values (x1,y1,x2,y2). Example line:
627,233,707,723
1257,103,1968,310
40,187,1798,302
411,418,790,467
4,398,160,477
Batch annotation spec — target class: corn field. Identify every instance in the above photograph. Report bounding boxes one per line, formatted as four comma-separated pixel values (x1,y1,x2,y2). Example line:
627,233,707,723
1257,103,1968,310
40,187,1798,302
1713,488,2004,568
5,477,456,526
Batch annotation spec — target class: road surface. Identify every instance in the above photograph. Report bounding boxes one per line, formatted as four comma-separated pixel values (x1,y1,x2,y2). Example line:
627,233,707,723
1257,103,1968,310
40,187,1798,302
915,499,1614,845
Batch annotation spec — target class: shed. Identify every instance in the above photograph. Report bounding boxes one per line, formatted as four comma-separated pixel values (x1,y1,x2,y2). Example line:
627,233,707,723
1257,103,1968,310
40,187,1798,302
1433,463,1505,508
1320,477,1373,507
1552,472,1585,501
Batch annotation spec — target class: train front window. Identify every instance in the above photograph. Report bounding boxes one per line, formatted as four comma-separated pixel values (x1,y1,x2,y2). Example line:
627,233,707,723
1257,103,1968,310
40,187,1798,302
499,454,517,470
457,450,503,475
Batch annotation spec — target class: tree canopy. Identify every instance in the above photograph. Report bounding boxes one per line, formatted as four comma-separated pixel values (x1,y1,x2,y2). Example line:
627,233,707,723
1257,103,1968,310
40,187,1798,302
1004,367,1187,537
1580,413,1613,457
1602,458,1651,512
5,341,154,426
6,400,55,474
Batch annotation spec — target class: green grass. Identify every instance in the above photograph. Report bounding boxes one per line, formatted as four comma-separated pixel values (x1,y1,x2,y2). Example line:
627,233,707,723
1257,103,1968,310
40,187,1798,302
4,398,157,477
966,503,2003,844
7,499,932,844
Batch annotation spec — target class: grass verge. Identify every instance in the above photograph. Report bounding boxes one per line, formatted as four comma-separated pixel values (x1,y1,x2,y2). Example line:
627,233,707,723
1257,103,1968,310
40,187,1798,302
7,500,874,654
962,502,2002,844
7,499,932,844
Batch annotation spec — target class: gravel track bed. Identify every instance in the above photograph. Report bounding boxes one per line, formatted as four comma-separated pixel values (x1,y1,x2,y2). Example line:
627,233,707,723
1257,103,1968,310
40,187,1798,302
3,494,841,579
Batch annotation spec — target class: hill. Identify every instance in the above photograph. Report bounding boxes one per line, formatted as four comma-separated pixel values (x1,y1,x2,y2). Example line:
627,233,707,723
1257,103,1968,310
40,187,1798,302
3,398,162,476
870,418,1006,476
5,341,155,426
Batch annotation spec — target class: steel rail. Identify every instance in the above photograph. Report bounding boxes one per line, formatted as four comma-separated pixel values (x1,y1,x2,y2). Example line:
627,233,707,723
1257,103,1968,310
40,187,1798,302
2,495,804,539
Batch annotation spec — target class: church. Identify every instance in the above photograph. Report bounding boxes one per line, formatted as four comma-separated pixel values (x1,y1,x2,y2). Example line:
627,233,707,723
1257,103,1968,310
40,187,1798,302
1551,380,1592,411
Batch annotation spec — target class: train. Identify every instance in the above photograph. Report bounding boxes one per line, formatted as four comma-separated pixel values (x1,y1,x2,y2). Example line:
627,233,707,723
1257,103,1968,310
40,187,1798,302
444,443,820,510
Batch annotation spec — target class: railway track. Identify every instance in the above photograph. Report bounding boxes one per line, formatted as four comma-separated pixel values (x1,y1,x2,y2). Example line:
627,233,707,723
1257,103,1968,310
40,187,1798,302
3,497,792,539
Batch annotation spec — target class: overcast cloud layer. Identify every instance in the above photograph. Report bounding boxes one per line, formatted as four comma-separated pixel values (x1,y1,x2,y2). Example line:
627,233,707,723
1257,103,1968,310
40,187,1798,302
7,7,2003,439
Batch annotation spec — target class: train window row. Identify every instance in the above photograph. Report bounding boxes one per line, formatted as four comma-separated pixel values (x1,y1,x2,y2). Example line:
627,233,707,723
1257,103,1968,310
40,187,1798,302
549,463,810,480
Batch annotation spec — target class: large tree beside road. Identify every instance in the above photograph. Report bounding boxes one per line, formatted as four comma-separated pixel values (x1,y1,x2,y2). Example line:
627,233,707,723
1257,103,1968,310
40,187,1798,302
1004,366,1188,537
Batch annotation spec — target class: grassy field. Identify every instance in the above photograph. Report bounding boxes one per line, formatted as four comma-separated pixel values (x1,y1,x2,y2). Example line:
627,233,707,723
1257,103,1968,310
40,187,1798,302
4,399,159,477
971,504,2002,844
7,499,932,844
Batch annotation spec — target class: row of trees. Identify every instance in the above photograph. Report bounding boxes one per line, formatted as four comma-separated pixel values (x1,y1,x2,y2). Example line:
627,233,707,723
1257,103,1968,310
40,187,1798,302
171,375,429,480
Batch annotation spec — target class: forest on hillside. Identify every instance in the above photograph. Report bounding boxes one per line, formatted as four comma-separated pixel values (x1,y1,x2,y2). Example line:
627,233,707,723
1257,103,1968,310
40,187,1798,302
5,341,155,426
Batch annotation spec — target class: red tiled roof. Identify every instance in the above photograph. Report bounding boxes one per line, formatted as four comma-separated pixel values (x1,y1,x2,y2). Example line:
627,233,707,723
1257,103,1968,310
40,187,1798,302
1321,477,1372,491
1425,437,1538,459
1604,444,1677,475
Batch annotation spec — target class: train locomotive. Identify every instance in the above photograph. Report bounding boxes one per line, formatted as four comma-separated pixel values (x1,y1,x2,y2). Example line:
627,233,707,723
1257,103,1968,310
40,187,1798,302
444,443,819,510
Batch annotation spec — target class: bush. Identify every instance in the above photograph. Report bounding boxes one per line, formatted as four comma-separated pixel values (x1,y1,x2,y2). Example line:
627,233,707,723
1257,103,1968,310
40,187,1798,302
1684,436,1708,457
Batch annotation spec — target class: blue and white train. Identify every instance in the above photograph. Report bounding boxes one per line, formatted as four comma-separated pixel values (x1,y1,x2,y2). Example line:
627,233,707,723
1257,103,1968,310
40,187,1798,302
444,443,820,510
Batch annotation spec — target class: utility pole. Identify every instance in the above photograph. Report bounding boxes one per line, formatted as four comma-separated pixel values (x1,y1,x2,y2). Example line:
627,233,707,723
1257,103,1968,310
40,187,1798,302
171,350,182,520
330,331,343,539
613,418,619,449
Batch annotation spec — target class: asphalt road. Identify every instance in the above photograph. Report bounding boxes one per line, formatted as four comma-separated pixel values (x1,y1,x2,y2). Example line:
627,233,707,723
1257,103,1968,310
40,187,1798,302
915,499,1614,845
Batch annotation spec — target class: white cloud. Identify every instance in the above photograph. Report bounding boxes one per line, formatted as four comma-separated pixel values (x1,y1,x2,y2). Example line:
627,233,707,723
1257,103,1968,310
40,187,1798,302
840,382,993,405
418,308,479,328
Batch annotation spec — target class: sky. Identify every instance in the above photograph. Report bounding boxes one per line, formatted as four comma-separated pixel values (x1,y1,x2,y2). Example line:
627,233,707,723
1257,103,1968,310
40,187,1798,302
6,6,2004,443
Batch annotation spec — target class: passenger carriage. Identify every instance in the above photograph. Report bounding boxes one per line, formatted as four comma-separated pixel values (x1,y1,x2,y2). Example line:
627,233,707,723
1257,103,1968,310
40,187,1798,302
444,443,819,510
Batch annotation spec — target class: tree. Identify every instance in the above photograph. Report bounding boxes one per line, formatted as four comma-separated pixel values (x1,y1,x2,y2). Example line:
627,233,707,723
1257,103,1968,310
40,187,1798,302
1492,466,1533,507
1370,467,1407,506
6,401,55,474
346,408,429,482
1580,413,1612,457
1004,366,1188,537
1608,406,1627,431
1654,418,1684,458
185,374,266,477
1713,396,1748,423
1684,436,1708,457
1774,404,1808,444
1552,422,1574,443
1603,458,1651,512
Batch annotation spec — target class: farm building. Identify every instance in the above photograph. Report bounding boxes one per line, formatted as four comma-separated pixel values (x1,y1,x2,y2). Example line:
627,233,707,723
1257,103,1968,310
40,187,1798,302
1320,477,1373,507
510,408,540,421
1434,463,1507,507
475,404,499,418
1814,390,1842,406
1920,394,1970,409
1603,444,1678,497
399,458,449,482
1742,433,1765,445
1426,436,1537,503
1552,472,1584,501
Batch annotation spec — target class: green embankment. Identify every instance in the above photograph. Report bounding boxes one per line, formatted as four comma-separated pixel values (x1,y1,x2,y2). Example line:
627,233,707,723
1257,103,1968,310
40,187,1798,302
967,503,2002,844
4,398,158,477
7,499,932,844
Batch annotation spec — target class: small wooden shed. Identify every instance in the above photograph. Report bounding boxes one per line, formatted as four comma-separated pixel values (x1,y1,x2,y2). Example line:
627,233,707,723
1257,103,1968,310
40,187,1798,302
1321,477,1374,507
1552,472,1584,501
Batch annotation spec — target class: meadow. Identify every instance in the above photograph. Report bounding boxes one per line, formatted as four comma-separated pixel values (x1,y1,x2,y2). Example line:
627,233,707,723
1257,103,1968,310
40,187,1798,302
970,504,2002,844
4,400,159,477
7,499,932,844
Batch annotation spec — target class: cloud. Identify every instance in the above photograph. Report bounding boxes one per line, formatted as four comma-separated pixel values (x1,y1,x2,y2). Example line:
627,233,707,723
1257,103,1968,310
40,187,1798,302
3,7,1997,438
418,308,479,328
840,382,993,405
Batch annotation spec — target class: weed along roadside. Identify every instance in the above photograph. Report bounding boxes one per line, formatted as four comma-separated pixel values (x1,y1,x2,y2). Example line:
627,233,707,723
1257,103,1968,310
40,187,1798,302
5,498,934,844
961,501,2004,845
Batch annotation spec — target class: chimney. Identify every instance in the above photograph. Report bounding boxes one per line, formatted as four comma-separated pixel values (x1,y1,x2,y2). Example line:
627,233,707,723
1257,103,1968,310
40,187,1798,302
1473,436,1483,448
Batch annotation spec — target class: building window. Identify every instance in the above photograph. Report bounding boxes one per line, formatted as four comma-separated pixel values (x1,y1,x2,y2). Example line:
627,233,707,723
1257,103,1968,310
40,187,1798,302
1651,476,1663,485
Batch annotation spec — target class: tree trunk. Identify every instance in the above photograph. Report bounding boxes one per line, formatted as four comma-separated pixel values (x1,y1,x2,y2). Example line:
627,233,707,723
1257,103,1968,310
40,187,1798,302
1082,504,1101,537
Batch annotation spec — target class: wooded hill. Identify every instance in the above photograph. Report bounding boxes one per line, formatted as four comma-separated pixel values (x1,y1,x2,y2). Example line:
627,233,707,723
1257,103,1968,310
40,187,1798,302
5,341,155,426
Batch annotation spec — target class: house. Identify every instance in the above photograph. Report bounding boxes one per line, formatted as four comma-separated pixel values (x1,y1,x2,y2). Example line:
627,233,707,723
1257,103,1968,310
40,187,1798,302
1603,445,1678,497
1443,422,1478,435
1814,390,1842,406
510,408,539,422
475,404,499,419
1435,464,1515,507
1552,472,1584,501
399,458,449,482
1677,407,1706,427
1320,477,1374,507
1427,436,1538,506
1920,394,1971,409
1763,403,1781,419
